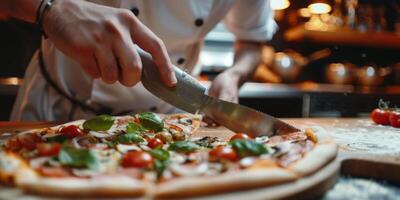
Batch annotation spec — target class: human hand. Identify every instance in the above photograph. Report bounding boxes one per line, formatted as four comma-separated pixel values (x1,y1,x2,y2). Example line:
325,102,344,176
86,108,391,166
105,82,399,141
208,71,240,103
42,0,176,87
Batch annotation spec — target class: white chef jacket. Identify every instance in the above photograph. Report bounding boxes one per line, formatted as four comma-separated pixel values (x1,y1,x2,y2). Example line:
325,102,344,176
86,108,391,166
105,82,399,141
11,0,276,121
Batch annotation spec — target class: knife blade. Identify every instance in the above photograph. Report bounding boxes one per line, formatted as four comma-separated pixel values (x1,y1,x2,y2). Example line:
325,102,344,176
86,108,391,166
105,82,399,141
140,51,300,137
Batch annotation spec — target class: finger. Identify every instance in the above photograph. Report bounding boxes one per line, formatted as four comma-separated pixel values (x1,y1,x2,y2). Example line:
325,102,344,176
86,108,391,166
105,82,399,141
80,55,101,79
129,19,176,87
113,38,142,86
95,46,119,84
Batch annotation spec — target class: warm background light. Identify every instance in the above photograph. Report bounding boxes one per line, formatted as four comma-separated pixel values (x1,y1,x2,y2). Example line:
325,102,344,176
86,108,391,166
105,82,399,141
308,3,332,14
298,8,312,18
271,0,290,10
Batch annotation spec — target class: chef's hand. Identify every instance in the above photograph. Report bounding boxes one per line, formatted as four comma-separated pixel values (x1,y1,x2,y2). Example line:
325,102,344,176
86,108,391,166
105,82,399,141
208,72,240,103
42,0,176,87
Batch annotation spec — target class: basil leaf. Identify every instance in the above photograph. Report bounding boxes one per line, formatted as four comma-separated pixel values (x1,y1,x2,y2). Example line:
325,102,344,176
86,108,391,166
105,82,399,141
154,159,168,177
229,139,268,157
148,148,169,161
58,146,99,170
83,115,114,131
138,112,163,132
44,135,67,143
126,122,146,133
168,141,200,153
116,133,144,144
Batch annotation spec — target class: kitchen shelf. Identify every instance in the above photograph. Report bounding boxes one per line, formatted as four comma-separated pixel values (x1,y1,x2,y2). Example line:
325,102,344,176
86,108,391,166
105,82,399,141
285,25,400,49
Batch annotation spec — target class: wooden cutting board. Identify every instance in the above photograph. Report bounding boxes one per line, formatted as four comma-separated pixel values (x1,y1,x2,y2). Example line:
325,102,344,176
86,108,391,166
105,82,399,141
0,118,399,199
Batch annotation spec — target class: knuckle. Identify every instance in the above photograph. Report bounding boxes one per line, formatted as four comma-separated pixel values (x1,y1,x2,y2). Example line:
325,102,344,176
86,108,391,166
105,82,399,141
118,9,135,21
104,19,123,38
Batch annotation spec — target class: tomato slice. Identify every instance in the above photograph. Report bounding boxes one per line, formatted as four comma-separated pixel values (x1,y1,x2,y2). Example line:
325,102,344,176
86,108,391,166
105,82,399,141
38,166,71,177
147,138,164,149
36,143,62,157
60,125,84,138
230,133,250,141
389,111,400,128
122,151,153,168
209,146,238,162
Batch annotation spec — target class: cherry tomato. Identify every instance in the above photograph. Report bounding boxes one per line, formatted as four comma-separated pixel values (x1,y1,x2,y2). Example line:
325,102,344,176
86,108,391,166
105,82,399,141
60,125,83,138
371,108,391,125
389,111,400,128
209,146,238,162
230,133,250,141
122,151,153,168
18,134,42,150
36,143,62,157
147,138,164,149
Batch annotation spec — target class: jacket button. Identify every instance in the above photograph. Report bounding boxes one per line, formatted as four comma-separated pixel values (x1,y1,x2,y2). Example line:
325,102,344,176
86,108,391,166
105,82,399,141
130,7,139,16
177,58,185,65
194,18,204,27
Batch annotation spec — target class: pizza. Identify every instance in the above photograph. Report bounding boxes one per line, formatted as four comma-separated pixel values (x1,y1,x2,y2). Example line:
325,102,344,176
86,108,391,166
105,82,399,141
0,112,337,198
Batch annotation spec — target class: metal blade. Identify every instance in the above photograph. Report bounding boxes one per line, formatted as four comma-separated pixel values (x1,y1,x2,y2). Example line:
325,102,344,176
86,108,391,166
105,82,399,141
200,96,300,137
140,51,207,114
139,50,300,137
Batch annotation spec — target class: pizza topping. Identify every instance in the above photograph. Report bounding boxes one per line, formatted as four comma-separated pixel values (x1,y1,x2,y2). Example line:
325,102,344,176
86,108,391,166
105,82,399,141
239,157,257,168
137,112,164,132
116,144,141,153
121,151,154,168
170,162,208,177
83,115,115,131
72,135,98,149
88,131,114,138
60,125,84,139
268,132,307,144
4,137,22,151
37,166,71,177
230,133,251,141
168,124,186,141
229,139,269,157
126,121,147,133
148,148,170,161
178,117,193,125
58,146,99,170
209,146,238,162
115,132,144,144
147,138,164,149
149,149,170,176
36,143,62,157
192,136,224,148
30,156,53,169
255,136,269,144
168,141,200,153
17,133,42,151
305,128,318,143
155,131,173,143
42,134,68,143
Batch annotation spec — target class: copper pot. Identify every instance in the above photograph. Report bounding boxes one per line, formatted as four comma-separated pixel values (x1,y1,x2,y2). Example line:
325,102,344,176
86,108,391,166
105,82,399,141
354,65,391,86
325,62,355,85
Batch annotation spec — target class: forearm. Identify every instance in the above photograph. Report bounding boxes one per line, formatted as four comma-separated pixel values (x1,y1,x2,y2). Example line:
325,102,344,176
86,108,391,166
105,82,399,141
225,40,263,86
0,0,42,23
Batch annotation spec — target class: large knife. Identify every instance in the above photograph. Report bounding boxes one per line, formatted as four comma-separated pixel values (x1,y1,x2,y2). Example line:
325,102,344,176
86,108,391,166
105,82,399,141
140,52,299,137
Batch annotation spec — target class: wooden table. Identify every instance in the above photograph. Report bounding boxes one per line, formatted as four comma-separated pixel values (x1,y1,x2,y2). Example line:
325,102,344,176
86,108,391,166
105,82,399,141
1,118,400,200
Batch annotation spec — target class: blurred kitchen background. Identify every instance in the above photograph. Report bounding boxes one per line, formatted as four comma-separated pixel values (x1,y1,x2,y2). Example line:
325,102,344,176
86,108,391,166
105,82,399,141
1,0,400,120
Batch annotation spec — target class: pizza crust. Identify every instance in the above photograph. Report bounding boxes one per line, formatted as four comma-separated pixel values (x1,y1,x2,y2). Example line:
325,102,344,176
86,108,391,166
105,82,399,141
289,142,338,176
15,166,148,198
154,168,297,198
